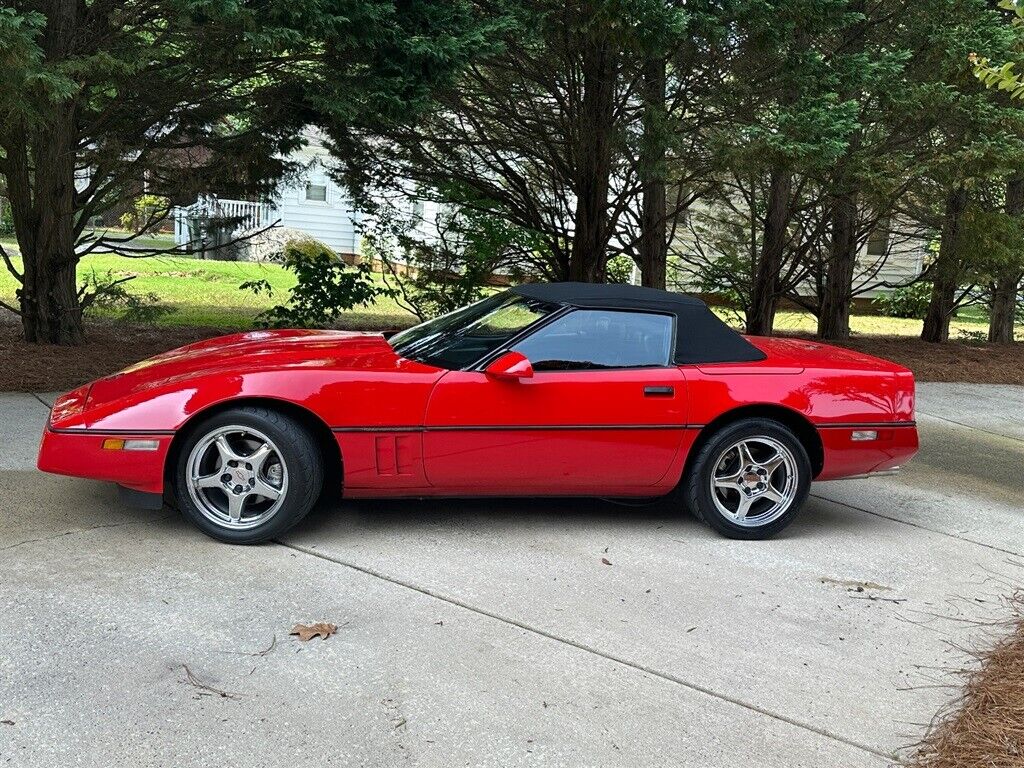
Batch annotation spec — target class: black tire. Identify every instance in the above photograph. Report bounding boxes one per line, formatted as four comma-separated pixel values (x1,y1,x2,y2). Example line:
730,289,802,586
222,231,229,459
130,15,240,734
173,406,324,544
684,418,811,540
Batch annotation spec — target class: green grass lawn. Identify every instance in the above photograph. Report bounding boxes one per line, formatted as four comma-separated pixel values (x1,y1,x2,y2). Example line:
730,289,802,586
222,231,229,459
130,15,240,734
760,307,992,340
0,251,415,330
704,300,995,338
0,242,1005,337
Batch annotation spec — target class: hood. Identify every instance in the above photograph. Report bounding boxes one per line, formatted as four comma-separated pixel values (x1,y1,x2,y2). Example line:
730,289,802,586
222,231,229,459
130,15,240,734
84,329,416,409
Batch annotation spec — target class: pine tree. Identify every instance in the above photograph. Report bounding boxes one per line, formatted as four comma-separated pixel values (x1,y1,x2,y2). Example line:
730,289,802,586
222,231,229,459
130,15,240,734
0,1,489,344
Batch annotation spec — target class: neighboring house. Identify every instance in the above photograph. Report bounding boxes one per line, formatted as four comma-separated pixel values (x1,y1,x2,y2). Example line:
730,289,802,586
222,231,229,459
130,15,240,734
668,202,929,300
173,131,435,260
173,141,360,256
857,218,929,295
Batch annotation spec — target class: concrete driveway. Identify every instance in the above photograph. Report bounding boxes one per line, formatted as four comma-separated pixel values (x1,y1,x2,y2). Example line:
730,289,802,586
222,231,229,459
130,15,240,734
2,383,1022,767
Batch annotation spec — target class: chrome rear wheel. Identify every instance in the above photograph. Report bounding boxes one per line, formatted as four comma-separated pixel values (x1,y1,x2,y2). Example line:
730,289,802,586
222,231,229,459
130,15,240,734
684,417,811,540
710,436,798,528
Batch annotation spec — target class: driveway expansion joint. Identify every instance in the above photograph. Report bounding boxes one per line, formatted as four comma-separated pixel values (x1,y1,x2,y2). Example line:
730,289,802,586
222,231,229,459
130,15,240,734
277,539,894,762
810,492,1022,559
916,409,1024,444
31,392,53,410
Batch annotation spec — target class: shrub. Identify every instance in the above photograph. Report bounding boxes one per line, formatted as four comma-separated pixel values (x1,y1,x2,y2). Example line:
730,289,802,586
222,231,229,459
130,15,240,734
871,282,933,319
241,239,388,328
79,270,175,323
605,255,635,284
119,195,170,233
956,327,988,344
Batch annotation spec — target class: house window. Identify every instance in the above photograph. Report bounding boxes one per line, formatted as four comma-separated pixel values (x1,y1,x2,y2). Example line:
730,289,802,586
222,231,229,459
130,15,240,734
867,219,890,256
305,183,328,203
412,200,425,219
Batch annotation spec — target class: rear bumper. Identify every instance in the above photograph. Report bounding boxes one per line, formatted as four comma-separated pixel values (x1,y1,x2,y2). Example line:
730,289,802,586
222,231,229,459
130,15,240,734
816,424,918,480
37,427,172,495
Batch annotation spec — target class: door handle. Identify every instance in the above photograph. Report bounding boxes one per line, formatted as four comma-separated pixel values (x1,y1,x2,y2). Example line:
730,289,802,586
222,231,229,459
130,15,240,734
643,386,674,397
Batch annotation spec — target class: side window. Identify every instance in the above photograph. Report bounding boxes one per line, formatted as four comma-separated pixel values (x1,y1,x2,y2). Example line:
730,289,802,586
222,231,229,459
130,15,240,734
303,175,329,204
867,218,890,256
513,309,673,371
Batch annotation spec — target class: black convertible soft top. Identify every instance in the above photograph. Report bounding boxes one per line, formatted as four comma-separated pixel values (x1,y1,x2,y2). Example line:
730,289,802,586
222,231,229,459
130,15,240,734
511,282,766,365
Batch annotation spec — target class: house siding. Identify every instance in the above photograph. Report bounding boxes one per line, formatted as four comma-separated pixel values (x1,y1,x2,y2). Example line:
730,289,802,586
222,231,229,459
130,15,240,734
271,159,361,255
669,203,929,298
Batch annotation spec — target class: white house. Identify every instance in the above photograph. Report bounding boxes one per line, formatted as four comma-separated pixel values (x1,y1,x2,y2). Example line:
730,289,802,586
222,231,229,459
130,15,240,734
174,133,362,256
173,130,447,265
665,200,929,300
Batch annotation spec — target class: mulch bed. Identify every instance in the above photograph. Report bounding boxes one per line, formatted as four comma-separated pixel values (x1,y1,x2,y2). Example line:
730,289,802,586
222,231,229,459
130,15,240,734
0,318,225,393
809,335,1024,388
2,314,1022,392
903,592,1024,768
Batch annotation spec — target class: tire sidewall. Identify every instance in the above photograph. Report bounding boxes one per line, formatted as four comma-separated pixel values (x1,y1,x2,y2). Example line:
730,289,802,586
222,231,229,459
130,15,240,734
687,418,811,540
174,407,323,544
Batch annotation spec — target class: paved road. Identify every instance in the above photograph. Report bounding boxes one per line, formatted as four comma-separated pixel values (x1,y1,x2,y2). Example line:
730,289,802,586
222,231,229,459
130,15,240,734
2,383,1022,767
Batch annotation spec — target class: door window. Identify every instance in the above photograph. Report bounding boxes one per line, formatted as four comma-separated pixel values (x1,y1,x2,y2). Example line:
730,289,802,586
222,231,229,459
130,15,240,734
512,309,673,370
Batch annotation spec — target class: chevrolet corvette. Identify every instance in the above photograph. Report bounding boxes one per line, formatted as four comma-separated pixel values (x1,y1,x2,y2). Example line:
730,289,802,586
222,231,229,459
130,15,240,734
37,283,918,543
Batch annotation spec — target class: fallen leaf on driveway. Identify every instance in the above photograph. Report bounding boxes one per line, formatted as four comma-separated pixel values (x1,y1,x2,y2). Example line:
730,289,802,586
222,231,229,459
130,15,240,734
290,622,338,641
1,720,14,726
601,557,612,566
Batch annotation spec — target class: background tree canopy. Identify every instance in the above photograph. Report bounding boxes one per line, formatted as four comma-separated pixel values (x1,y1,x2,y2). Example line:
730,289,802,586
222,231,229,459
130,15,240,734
2,0,1024,346
0,0,499,344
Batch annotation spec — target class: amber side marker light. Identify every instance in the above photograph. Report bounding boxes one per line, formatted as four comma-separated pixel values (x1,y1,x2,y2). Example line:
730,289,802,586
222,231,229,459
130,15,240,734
102,438,160,451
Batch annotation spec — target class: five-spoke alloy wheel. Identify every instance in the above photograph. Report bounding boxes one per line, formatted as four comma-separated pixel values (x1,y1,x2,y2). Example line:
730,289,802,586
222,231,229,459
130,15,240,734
710,436,797,527
173,407,324,544
186,426,289,531
684,418,811,540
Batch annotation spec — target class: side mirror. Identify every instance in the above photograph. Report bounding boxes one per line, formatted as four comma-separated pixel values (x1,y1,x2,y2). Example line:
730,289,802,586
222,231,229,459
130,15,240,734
484,351,534,381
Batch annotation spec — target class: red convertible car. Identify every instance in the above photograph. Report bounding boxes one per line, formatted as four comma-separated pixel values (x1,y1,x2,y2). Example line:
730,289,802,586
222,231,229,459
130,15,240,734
38,283,918,543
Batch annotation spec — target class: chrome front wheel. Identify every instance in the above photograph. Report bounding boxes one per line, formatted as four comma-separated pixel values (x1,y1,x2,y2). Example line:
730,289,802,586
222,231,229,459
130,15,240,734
185,425,289,531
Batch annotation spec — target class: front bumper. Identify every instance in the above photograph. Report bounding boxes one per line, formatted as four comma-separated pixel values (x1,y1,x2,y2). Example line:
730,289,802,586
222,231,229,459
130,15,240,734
37,427,172,495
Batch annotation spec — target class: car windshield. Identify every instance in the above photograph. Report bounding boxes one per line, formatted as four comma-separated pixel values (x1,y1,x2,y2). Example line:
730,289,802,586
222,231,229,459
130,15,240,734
389,291,559,370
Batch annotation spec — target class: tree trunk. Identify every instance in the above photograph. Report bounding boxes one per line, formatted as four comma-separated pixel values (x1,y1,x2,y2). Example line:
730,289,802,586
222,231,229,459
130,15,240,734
988,175,1024,343
5,1,85,345
638,57,667,290
921,185,968,344
818,191,858,340
569,37,615,283
747,167,791,335
13,114,85,345
989,274,1019,343
817,3,865,341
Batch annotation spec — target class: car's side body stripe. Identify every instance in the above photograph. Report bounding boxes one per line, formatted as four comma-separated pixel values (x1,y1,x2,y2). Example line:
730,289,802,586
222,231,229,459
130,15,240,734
47,420,916,436
330,424,701,432
815,421,917,429
330,420,917,433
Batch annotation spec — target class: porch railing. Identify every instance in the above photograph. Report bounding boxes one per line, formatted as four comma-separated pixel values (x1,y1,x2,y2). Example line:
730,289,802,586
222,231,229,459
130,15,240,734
173,196,275,247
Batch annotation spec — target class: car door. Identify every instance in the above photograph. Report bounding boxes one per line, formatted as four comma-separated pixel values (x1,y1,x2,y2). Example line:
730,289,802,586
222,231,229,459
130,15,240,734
422,308,688,493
